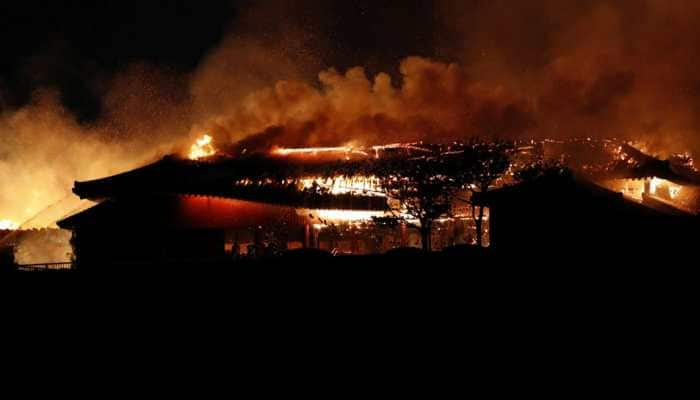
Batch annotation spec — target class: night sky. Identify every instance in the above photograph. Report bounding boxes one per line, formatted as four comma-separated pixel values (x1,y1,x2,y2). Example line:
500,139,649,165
0,0,437,120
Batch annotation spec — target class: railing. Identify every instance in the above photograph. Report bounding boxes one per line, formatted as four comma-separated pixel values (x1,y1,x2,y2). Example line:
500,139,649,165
15,262,73,272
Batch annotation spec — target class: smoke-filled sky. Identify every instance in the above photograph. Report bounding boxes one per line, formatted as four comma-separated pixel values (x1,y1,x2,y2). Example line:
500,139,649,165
3,0,700,225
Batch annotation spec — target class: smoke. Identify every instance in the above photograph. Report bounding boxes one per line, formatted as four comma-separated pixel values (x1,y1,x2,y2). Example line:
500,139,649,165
0,0,329,227
196,57,535,151
435,0,700,154
0,65,190,226
192,0,700,155
5,0,700,231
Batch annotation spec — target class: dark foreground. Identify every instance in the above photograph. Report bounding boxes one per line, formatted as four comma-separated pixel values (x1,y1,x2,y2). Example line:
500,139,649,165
4,244,695,364
4,244,695,287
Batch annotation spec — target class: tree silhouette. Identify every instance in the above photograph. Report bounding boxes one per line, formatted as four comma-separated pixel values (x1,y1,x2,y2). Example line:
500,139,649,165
515,158,572,183
457,140,512,247
373,154,459,252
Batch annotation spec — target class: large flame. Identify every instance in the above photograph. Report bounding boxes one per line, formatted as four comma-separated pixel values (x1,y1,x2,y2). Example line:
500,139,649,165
189,134,216,160
608,177,684,202
271,146,371,159
649,178,682,199
315,209,386,223
271,143,431,159
300,176,384,196
272,146,353,156
0,219,19,230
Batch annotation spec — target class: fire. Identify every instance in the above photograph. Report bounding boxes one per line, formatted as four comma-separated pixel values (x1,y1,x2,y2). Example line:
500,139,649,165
0,219,19,230
189,134,216,160
273,146,351,155
649,178,682,199
300,176,384,196
271,146,368,157
271,143,433,160
315,209,386,222
606,177,684,201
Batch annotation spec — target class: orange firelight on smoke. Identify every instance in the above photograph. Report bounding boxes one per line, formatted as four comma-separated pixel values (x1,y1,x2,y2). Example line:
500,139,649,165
189,134,216,160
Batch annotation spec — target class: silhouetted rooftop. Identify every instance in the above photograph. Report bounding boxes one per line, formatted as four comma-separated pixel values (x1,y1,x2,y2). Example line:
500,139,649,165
477,174,695,218
71,155,387,211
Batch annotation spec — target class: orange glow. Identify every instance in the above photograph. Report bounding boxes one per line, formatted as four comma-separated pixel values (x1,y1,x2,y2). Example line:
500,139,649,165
273,146,351,155
370,143,431,152
0,219,19,230
189,134,216,160
176,196,309,229
299,175,384,196
603,179,646,201
315,209,385,222
271,146,368,157
603,178,683,201
649,178,682,199
271,143,431,158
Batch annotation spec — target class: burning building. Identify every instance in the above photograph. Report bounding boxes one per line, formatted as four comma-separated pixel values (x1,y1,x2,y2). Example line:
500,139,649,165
547,138,700,213
477,139,700,254
57,140,480,268
476,173,699,254
54,132,700,268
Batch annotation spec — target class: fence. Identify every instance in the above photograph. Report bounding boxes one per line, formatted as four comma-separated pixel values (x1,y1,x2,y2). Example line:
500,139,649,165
15,262,73,272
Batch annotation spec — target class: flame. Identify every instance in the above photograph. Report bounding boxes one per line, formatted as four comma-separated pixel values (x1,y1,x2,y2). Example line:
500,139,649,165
270,143,434,160
189,134,216,160
272,143,431,155
315,209,385,222
0,219,19,230
300,175,384,196
271,146,369,158
272,146,351,155
649,178,682,199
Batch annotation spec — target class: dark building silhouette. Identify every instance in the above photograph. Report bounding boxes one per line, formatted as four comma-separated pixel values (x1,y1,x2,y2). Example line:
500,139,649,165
57,155,389,268
55,141,700,268
476,174,698,256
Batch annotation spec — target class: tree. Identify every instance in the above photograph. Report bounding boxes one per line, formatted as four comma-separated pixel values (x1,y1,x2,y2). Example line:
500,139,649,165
373,154,459,252
514,158,572,183
458,140,512,247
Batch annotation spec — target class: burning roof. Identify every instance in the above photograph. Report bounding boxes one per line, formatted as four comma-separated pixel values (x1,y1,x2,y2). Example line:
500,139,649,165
71,153,389,211
476,173,695,218
68,136,700,218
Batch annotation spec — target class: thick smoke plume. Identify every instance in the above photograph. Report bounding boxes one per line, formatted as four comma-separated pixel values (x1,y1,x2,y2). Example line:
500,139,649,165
195,57,535,151
434,0,700,153
0,65,191,227
197,0,700,154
